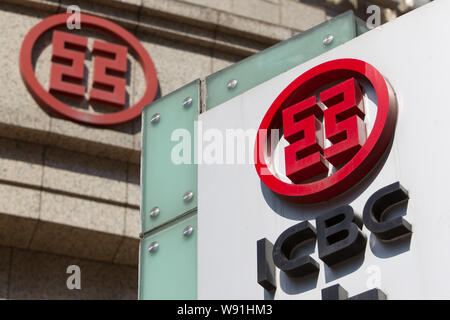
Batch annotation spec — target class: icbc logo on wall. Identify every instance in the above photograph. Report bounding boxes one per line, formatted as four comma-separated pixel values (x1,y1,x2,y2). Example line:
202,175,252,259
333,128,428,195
255,59,398,203
20,13,158,125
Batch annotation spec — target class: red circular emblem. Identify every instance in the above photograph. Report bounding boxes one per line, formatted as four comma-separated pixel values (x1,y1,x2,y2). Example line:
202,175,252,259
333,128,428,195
254,59,397,203
19,13,158,126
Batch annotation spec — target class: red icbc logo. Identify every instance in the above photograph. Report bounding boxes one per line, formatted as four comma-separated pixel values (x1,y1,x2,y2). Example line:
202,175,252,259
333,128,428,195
255,59,398,203
20,13,158,126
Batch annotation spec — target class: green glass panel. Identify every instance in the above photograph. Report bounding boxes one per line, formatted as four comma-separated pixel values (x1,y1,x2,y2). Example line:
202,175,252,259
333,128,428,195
139,212,197,300
206,11,364,110
141,80,199,234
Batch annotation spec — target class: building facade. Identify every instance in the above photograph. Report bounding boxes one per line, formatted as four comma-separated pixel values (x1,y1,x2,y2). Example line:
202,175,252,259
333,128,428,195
0,0,422,299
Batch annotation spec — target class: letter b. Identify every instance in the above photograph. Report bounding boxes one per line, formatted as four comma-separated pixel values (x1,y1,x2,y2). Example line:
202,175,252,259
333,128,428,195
316,205,366,266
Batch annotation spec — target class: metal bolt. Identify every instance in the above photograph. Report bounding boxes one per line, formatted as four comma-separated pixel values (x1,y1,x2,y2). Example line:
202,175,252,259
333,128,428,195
148,241,159,254
149,207,160,218
322,34,334,46
182,97,193,108
183,191,194,202
150,113,160,124
183,225,194,237
227,79,238,90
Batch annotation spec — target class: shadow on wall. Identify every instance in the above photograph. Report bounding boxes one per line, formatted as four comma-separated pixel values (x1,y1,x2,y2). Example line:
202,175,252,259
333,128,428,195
298,0,356,17
0,243,138,300
259,125,413,297
370,232,412,259
270,232,411,297
260,135,395,221
280,271,319,295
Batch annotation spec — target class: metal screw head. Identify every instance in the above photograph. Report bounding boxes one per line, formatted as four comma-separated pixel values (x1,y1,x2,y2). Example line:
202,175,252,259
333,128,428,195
148,241,159,254
183,191,194,202
150,113,160,124
323,34,334,46
149,207,160,218
227,79,238,90
183,225,194,237
182,97,193,108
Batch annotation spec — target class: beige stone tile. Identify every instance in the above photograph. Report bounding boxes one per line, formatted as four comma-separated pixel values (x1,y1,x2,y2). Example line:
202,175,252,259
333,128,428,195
0,4,136,161
232,0,280,25
59,0,139,30
0,215,37,249
0,246,11,299
212,51,242,73
114,237,139,266
129,53,143,155
0,5,137,163
9,248,137,299
217,10,292,42
135,34,212,96
0,7,52,136
129,149,141,165
0,137,44,187
48,117,134,157
128,56,143,156
0,183,40,220
2,0,60,12
0,183,40,248
137,2,288,59
125,207,140,238
48,126,137,164
179,0,233,12
280,0,326,31
40,192,125,235
43,148,128,203
132,117,142,155
138,12,216,52
29,221,123,262
142,0,219,26
214,31,264,57
127,163,140,207
97,0,142,11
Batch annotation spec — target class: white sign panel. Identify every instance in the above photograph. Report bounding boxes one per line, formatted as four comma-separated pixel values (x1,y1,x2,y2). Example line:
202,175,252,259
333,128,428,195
198,0,450,299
